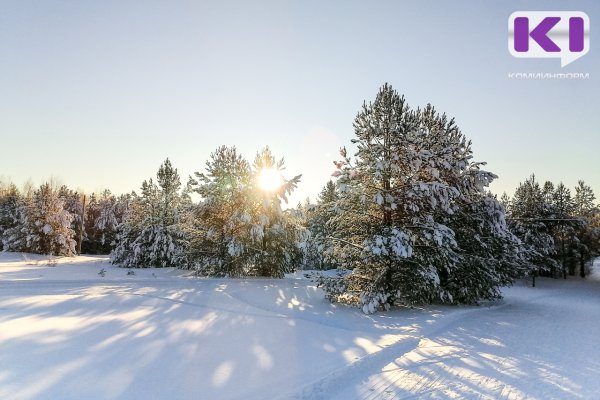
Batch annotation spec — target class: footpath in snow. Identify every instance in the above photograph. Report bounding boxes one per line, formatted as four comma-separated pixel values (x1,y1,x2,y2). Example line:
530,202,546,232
0,253,599,400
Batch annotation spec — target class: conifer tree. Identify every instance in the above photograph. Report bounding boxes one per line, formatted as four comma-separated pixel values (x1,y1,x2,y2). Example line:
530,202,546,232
507,175,558,283
551,183,577,277
444,193,522,302
248,147,302,277
573,181,600,277
188,145,302,277
315,84,520,312
111,159,188,268
304,180,340,269
187,145,255,276
24,183,76,256
0,183,28,252
82,190,127,254
58,186,85,253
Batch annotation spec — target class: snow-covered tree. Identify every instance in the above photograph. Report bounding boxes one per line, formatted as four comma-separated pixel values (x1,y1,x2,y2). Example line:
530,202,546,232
499,192,511,211
22,183,76,256
507,178,600,281
443,193,523,302
315,84,520,312
187,145,255,276
81,190,128,254
550,182,578,277
247,147,303,277
188,145,302,277
542,181,555,205
304,181,340,270
573,181,600,277
58,186,85,252
507,175,558,283
111,159,189,268
0,183,28,252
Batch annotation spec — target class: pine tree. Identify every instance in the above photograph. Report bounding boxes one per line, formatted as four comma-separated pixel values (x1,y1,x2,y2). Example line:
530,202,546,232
507,175,558,283
444,193,522,302
24,183,76,256
188,145,255,276
551,183,578,277
0,183,28,252
315,84,520,312
500,192,511,211
248,147,303,277
58,186,85,253
542,181,555,205
188,145,302,277
304,181,340,269
573,181,600,277
82,190,127,254
111,159,188,268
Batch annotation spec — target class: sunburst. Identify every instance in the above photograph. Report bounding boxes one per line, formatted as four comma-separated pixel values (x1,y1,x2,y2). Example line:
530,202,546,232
257,168,283,192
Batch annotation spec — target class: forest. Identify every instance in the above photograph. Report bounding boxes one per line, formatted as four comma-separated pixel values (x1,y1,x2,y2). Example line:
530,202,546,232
1,84,599,313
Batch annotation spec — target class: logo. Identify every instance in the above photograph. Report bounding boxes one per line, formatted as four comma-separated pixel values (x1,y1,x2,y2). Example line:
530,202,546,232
508,11,589,67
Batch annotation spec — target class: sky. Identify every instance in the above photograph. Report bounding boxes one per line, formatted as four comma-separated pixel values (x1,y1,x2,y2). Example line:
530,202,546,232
1,0,599,205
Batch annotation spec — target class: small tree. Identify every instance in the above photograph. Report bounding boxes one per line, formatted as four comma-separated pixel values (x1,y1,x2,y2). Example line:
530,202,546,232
188,145,302,278
304,181,340,270
82,190,128,254
58,186,85,253
0,183,29,252
24,183,76,256
507,175,558,284
550,183,578,277
248,147,302,277
573,181,600,277
187,145,255,276
111,159,189,268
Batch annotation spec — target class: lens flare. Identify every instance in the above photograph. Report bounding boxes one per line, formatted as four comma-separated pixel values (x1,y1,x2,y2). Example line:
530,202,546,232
258,168,283,192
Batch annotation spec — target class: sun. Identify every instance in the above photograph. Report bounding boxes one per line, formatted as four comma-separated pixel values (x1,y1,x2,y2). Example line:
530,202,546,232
257,167,283,192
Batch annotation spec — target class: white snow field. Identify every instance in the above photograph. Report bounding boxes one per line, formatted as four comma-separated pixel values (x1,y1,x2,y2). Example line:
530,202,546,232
1,253,599,400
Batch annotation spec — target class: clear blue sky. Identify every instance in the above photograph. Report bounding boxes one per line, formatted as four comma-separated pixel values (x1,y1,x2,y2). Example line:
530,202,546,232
1,0,599,205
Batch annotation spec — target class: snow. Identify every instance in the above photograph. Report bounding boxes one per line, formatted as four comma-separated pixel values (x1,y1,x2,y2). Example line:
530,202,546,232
1,253,599,399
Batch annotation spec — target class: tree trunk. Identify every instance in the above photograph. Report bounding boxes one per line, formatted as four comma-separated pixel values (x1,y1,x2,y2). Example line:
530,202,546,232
77,195,86,255
383,176,392,226
568,251,576,276
261,234,268,277
561,237,567,279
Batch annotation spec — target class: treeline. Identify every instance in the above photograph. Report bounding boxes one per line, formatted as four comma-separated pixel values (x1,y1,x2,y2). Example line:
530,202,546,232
0,147,304,279
501,176,600,282
0,181,126,256
1,83,598,313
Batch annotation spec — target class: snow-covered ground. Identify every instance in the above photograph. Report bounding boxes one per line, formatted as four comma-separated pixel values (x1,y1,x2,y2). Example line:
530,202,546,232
1,253,599,400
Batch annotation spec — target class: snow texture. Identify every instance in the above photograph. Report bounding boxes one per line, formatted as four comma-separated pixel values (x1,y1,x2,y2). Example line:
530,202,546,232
0,253,599,399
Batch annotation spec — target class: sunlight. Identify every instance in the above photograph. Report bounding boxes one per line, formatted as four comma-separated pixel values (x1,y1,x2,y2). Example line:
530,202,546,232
257,167,283,192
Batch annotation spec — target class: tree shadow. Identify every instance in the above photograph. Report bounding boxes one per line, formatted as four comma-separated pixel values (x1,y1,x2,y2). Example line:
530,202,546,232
1,270,599,400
